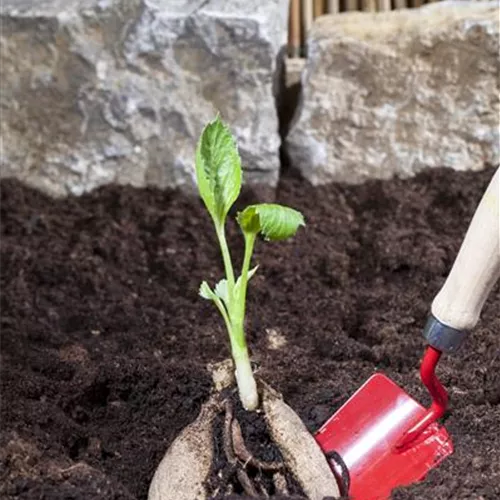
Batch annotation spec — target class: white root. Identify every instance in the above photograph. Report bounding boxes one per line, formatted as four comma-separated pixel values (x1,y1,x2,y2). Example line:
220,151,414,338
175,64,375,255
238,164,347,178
262,383,341,500
235,359,259,411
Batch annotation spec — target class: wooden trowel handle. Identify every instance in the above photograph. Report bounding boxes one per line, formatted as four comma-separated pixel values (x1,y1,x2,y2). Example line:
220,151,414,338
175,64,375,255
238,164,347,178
423,167,500,353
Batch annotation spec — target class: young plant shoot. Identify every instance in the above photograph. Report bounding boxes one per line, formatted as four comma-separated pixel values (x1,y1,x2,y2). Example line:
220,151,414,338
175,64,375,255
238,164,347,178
195,116,305,411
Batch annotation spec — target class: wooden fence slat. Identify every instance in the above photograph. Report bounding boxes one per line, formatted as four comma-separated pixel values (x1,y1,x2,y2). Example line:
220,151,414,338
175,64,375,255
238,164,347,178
346,0,358,11
362,0,377,11
327,0,339,13
394,0,408,8
303,0,314,35
302,0,314,55
314,0,324,17
377,0,391,10
289,0,302,57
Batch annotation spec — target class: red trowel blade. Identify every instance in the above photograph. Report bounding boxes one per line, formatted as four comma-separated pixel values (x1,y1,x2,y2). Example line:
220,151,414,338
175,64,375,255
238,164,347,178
315,374,453,500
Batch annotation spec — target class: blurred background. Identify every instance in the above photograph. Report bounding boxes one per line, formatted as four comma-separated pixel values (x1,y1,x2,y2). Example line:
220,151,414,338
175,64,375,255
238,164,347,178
287,0,448,57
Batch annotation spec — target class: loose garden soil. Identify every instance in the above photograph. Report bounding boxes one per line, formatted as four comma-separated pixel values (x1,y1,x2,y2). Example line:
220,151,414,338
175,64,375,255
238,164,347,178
1,167,499,500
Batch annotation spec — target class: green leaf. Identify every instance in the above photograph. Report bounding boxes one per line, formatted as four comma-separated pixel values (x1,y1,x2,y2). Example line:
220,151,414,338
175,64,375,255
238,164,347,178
195,116,242,224
247,265,259,281
237,204,305,241
233,265,258,308
199,281,216,300
234,265,259,295
237,207,260,234
214,278,229,305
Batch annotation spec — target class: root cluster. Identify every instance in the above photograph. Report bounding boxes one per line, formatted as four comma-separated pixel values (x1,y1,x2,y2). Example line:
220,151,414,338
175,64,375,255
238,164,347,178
212,399,291,498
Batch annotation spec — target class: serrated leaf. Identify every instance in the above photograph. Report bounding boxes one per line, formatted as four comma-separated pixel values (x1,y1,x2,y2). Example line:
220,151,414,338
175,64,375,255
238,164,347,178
237,204,305,241
214,278,229,305
195,116,242,224
199,281,215,300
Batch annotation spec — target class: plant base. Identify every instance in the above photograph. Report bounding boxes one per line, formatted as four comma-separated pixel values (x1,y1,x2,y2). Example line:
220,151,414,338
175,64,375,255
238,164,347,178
148,364,340,500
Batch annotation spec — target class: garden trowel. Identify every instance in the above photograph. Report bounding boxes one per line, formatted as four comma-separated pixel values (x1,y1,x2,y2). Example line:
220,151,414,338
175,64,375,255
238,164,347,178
315,167,500,500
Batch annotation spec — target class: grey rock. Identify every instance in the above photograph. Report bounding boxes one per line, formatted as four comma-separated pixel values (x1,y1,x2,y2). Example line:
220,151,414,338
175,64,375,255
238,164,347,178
285,1,500,185
0,0,288,197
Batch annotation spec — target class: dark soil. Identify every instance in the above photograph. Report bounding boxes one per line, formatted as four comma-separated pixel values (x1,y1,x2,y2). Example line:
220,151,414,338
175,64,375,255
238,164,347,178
1,167,499,500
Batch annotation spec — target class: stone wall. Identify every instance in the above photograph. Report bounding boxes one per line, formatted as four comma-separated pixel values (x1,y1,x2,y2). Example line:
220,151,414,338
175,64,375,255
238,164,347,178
0,0,288,196
285,1,499,185
1,0,498,197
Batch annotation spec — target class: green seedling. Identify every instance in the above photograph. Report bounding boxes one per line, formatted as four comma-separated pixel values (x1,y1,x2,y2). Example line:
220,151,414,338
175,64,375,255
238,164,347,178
195,116,305,411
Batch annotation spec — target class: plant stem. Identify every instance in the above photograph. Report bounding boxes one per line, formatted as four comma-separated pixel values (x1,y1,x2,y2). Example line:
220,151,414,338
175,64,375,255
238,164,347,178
213,296,232,338
230,321,259,411
238,233,256,319
214,223,258,410
229,232,258,410
215,223,236,292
